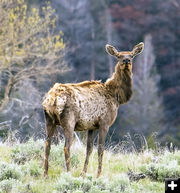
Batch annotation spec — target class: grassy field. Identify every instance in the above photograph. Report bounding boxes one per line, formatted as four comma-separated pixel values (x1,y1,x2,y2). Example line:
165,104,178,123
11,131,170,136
0,139,179,193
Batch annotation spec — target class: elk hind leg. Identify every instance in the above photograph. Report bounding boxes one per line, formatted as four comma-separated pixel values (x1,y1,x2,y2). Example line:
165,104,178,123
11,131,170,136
44,113,56,177
64,127,74,172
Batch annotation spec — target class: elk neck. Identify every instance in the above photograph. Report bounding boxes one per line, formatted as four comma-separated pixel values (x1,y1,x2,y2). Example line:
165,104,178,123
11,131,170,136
105,62,133,105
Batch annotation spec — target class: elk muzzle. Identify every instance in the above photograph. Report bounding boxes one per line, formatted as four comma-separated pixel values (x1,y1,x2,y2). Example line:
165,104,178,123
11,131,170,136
123,58,130,65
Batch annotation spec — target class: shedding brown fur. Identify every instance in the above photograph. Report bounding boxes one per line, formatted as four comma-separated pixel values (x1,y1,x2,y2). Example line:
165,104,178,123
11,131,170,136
42,42,144,178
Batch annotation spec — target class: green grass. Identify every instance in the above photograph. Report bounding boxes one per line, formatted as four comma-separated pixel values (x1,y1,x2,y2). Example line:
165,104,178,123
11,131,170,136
0,139,179,193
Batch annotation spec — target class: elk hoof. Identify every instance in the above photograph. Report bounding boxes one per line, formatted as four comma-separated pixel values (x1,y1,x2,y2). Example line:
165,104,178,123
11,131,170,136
80,171,86,178
43,172,48,178
96,172,101,178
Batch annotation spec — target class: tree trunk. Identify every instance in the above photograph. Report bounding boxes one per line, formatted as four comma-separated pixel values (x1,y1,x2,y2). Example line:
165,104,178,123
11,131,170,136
0,76,14,111
90,23,95,80
105,7,113,76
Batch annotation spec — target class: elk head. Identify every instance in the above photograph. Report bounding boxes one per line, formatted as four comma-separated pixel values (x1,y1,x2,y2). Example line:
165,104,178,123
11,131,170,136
106,42,144,71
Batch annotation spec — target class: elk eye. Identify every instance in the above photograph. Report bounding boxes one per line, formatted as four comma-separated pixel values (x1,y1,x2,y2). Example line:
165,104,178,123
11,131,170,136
117,56,123,59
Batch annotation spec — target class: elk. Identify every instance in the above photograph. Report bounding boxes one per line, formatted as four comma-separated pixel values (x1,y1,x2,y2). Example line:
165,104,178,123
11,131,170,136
42,42,144,178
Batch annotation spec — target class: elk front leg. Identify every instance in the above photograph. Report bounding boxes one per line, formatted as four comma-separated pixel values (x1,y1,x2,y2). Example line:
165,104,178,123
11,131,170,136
97,126,108,178
81,130,94,177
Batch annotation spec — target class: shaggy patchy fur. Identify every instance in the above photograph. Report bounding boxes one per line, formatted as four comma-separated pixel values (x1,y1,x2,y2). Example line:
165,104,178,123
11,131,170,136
42,42,144,178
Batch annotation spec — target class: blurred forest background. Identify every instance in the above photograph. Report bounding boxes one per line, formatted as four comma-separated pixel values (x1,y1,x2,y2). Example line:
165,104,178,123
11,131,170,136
0,0,180,147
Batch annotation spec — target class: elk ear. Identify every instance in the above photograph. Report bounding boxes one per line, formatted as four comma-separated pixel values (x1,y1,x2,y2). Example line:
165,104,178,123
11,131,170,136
105,44,118,57
132,42,144,57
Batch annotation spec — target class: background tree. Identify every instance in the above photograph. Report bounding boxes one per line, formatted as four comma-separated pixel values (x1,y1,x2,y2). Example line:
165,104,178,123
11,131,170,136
52,0,118,82
0,0,67,139
108,0,180,145
0,0,179,145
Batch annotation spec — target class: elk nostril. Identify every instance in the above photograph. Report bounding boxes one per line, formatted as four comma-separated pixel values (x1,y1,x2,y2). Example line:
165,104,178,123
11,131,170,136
123,59,130,64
